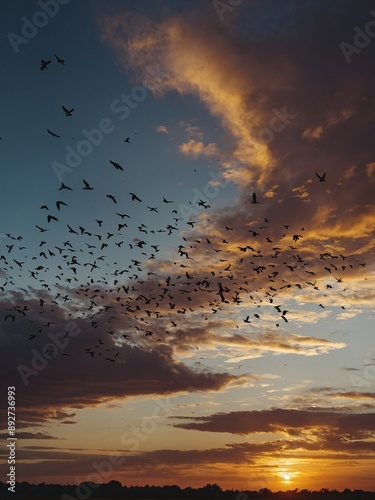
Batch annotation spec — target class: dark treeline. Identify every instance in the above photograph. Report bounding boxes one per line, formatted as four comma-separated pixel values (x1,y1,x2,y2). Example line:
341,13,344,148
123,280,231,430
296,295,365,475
1,481,374,500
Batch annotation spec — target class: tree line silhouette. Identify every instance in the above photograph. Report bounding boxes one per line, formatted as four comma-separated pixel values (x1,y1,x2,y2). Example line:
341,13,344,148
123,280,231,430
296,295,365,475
1,481,374,499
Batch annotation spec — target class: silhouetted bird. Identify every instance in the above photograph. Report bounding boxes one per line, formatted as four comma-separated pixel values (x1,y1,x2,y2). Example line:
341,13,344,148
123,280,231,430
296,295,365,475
56,201,67,211
59,182,72,191
251,193,260,204
62,105,74,117
82,179,93,190
40,59,51,70
109,160,123,171
130,193,142,202
55,54,65,65
47,129,60,138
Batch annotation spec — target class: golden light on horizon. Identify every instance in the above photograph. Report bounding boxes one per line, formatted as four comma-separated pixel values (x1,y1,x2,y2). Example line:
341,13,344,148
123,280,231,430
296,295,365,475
277,467,299,487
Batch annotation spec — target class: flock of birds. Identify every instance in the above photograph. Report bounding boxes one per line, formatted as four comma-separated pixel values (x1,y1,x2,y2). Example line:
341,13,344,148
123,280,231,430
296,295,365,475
0,57,366,363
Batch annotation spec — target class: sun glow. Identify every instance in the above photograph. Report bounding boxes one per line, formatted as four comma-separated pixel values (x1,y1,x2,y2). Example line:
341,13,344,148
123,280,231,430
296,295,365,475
279,472,293,484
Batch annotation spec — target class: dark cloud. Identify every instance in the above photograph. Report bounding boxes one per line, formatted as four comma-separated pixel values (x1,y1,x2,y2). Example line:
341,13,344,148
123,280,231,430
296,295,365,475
0,431,59,440
0,293,242,429
173,408,375,437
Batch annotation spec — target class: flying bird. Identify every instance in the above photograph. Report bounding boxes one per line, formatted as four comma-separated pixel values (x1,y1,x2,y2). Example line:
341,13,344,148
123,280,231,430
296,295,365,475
105,352,119,362
106,194,117,204
251,193,260,204
40,59,51,70
130,192,142,202
56,201,67,211
82,179,93,190
62,105,74,117
109,160,123,171
197,199,210,208
47,129,60,138
54,54,65,65
59,182,72,191
123,137,131,143
315,172,326,182
67,225,78,235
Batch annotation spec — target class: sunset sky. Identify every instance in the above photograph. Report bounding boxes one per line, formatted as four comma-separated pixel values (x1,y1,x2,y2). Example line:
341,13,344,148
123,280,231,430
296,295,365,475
1,0,375,493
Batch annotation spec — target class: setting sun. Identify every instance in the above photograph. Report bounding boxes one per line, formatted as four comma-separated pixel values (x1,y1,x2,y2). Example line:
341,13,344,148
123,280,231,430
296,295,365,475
281,473,292,482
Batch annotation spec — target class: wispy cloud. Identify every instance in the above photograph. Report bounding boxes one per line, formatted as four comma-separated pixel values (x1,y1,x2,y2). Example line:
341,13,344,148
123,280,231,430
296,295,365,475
155,124,169,134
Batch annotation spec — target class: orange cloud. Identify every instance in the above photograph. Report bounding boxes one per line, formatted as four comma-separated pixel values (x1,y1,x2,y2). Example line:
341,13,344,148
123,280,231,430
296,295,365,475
302,125,324,140
179,139,218,158
101,11,297,185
